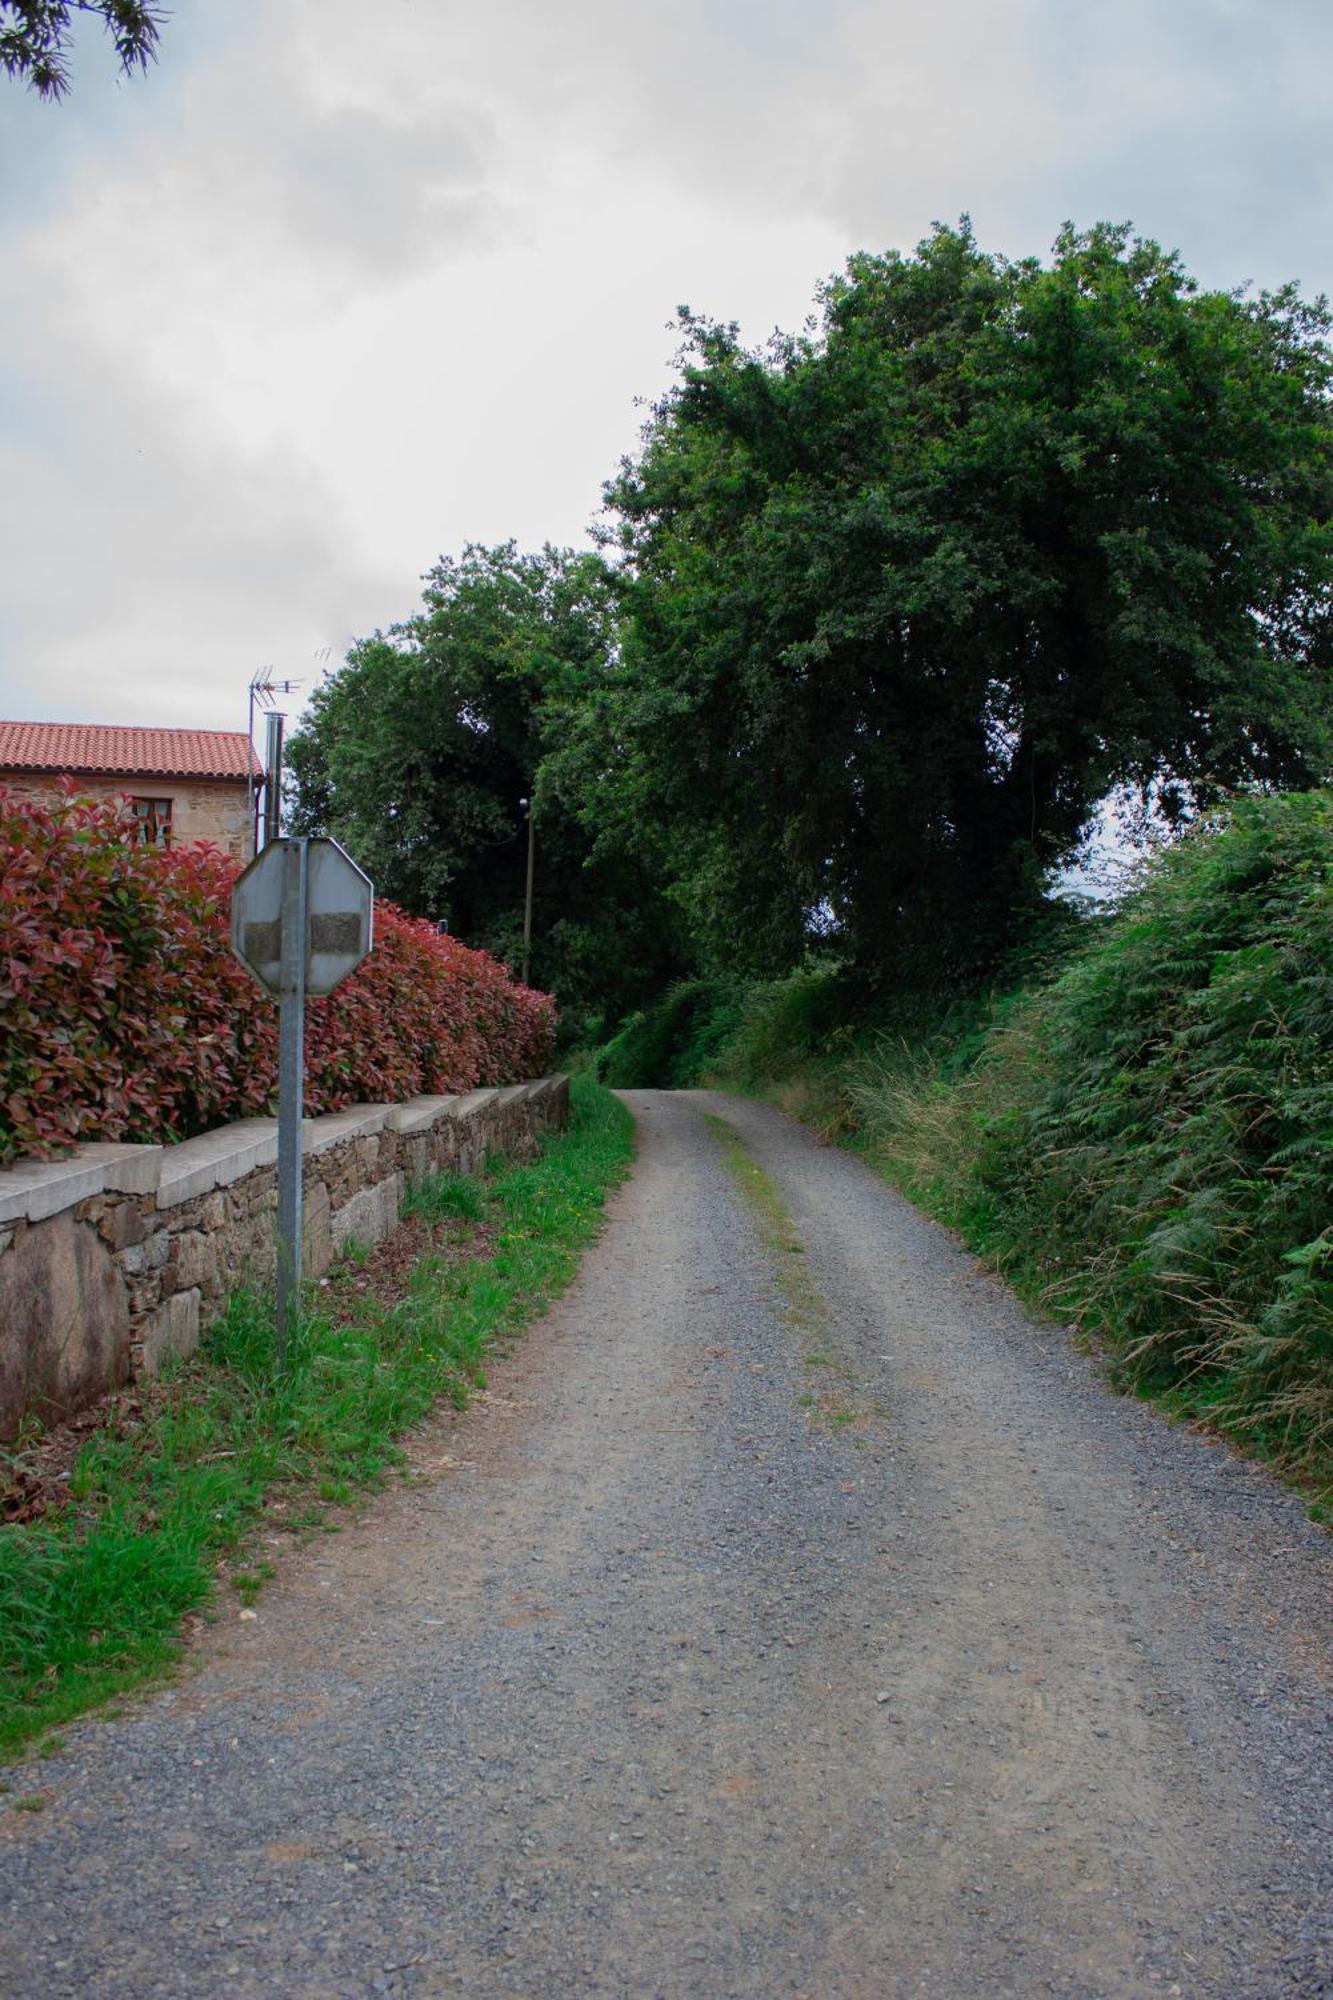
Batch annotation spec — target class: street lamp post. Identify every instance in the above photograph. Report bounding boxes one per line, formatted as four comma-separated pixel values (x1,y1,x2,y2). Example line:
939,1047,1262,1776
520,796,535,986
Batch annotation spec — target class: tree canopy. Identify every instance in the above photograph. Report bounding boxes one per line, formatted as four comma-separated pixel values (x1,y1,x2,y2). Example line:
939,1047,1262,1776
574,222,1333,982
286,543,696,1031
1,2,161,97
293,224,1333,1025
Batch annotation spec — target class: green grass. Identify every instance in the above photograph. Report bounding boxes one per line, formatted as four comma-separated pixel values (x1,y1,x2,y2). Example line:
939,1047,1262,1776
847,795,1333,1503
703,1108,884,1436
0,1077,634,1759
703,1111,829,1336
401,1171,487,1224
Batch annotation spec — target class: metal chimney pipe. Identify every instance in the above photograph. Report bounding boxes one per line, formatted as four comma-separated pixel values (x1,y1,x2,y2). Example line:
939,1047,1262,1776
263,710,285,847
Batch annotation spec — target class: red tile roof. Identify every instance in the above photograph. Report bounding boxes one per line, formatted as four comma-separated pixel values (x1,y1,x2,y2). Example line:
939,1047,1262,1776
0,721,263,782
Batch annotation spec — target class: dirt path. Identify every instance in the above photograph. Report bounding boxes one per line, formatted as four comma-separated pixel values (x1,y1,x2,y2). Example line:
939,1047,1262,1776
2,1090,1330,1999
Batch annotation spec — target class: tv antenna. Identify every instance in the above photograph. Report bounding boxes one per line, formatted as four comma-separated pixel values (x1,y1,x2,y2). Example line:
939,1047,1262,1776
247,668,305,850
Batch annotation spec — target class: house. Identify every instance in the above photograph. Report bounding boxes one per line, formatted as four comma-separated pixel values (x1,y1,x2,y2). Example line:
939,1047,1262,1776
0,720,263,864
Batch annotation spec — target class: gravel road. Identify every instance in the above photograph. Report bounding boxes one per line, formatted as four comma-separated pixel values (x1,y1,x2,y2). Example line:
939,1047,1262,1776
2,1089,1331,1999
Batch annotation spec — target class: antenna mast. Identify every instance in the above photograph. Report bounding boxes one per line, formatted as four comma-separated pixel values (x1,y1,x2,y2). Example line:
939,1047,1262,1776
247,667,304,854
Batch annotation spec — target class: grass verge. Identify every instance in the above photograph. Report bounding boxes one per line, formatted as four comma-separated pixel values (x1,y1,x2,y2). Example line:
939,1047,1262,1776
0,1076,634,1760
703,1110,884,1438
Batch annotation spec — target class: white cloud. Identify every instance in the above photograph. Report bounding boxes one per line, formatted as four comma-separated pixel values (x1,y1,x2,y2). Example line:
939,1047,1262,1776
1,0,1329,733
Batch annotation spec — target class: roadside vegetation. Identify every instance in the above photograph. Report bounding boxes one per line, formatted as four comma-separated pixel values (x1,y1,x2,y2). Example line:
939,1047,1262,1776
597,796,1333,1510
0,788,554,1165
0,1078,633,1757
290,223,1331,1017
5,219,1328,1750
277,225,1330,1505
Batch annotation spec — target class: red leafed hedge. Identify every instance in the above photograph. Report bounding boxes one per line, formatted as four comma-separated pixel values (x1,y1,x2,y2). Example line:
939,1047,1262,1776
0,788,556,1165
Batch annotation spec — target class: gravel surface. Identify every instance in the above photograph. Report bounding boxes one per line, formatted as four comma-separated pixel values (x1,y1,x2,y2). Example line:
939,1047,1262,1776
1,1089,1330,1999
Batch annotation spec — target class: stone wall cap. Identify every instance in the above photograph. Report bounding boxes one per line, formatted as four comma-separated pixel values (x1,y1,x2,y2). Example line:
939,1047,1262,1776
80,1142,164,1195
452,1088,500,1119
305,1105,388,1155
2,1078,563,1225
156,1121,278,1208
385,1095,460,1135
0,1153,109,1226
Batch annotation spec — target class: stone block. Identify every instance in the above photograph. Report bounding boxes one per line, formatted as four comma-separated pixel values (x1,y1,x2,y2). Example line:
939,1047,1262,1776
118,1230,172,1277
139,1288,202,1376
169,1230,219,1294
303,1178,332,1279
0,1210,130,1441
196,1191,227,1232
331,1174,401,1253
386,1095,459,1136
126,1277,164,1316
0,1154,109,1227
81,1143,164,1196
305,1105,388,1157
453,1089,500,1122
95,1197,155,1253
156,1120,278,1209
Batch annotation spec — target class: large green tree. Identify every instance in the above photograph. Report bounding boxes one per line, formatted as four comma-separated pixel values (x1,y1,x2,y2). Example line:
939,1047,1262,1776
1,1,160,97
579,223,1333,981
287,543,695,1028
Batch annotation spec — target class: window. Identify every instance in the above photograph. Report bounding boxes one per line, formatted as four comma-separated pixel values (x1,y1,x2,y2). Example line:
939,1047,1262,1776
130,797,173,847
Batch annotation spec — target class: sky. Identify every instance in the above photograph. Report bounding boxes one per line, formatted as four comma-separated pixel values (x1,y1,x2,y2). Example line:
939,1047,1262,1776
2,0,1331,742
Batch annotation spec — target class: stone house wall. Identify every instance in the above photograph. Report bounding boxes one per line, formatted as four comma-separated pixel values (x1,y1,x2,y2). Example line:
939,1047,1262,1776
0,1077,569,1441
0,771,254,862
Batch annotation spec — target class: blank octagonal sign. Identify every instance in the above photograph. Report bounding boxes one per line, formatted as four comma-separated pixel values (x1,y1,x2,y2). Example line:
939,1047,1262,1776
230,837,374,997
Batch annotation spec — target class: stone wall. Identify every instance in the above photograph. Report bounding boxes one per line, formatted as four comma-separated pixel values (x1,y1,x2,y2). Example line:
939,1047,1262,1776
0,1077,569,1440
0,772,254,862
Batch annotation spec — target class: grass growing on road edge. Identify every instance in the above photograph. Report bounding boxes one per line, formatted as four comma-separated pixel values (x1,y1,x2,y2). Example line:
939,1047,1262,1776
704,1111,884,1438
703,1112,827,1336
0,1077,634,1760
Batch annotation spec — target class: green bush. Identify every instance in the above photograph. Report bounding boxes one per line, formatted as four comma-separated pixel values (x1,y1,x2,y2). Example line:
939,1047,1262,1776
595,979,748,1088
854,791,1333,1482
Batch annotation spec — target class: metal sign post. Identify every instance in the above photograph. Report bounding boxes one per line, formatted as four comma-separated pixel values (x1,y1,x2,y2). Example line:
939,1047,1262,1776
230,836,374,1367
274,837,309,1364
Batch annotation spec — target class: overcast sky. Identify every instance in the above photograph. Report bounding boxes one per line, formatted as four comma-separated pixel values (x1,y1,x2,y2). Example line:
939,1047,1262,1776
2,0,1330,739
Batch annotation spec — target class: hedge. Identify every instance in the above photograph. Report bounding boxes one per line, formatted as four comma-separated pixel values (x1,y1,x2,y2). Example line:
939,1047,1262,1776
0,787,555,1165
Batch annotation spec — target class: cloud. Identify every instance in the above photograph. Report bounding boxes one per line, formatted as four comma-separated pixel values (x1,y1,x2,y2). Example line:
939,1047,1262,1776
0,310,404,728
280,107,503,277
1,0,1329,735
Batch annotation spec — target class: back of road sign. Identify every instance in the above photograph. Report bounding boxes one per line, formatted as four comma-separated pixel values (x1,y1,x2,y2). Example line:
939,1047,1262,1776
230,836,373,996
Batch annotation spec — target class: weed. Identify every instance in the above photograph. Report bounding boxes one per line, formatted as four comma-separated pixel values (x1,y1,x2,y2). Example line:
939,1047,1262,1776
704,1112,884,1438
230,1565,275,1603
403,1173,486,1225
703,1114,829,1338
